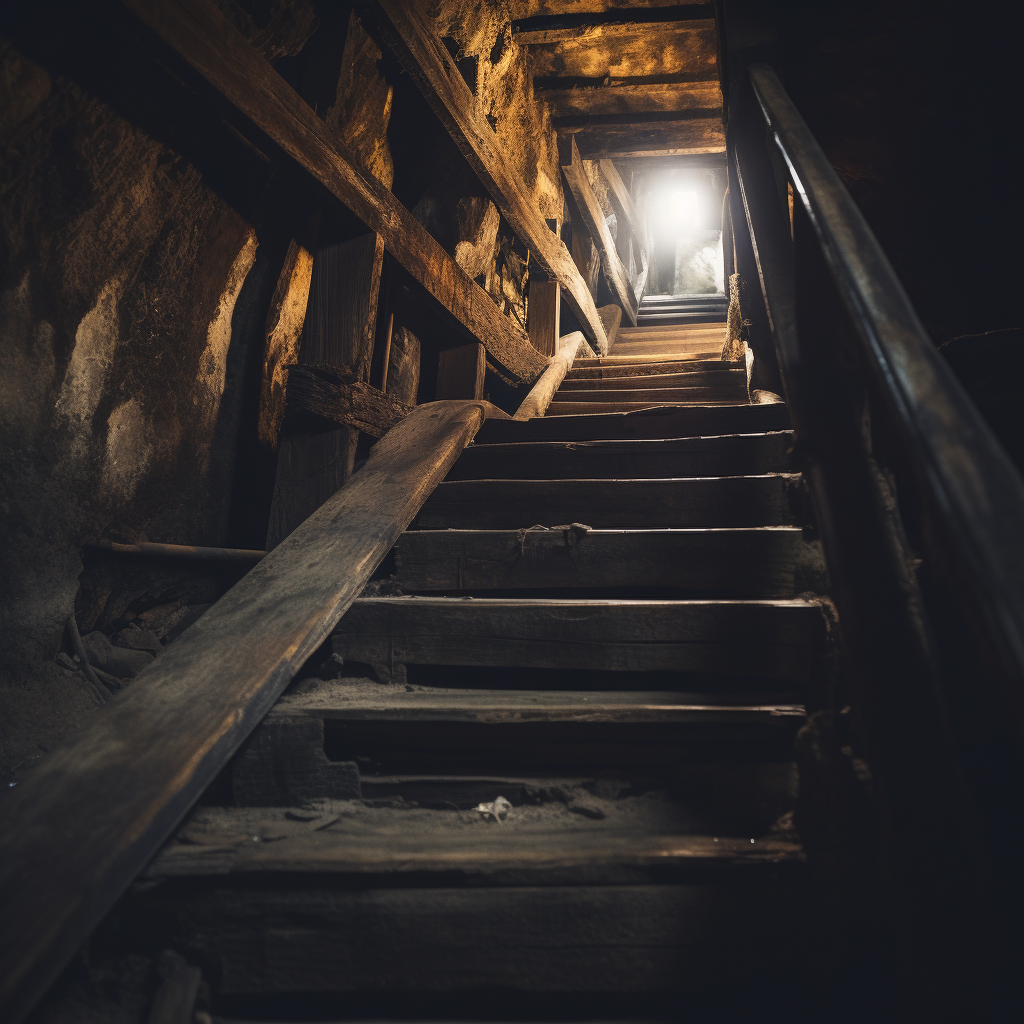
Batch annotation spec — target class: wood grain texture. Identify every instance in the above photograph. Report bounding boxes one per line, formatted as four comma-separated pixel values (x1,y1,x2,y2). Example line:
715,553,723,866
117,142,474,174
558,369,747,390
514,331,586,420
0,401,488,1024
117,0,546,381
527,279,560,357
394,527,824,597
436,342,486,400
542,79,722,119
560,136,638,323
472,403,791,442
547,399,748,414
598,302,622,346
445,433,795,480
285,365,412,437
369,0,609,353
417,474,805,529
332,596,827,680
567,358,737,377
568,118,725,159
552,386,747,404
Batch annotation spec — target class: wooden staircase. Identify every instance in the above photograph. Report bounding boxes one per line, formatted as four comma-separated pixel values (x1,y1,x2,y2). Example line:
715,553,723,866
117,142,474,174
129,326,832,1019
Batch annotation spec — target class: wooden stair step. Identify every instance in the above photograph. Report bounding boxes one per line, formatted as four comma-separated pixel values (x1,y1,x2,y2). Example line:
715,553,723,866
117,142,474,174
552,387,748,405
393,527,823,597
417,475,805,529
546,400,751,415
148,804,804,879
448,434,795,481
474,404,792,442
332,596,828,682
567,359,741,378
559,372,746,393
574,351,725,366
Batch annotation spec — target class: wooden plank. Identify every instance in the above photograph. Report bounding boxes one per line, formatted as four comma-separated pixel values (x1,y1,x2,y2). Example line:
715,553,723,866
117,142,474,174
599,158,643,246
117,0,547,382
510,0,706,16
127,883,810,997
0,401,489,1024
560,136,638,324
598,302,622,346
519,19,719,79
267,233,384,548
514,331,586,420
436,342,486,400
547,399,748,414
284,365,412,436
417,475,804,529
148,819,803,878
445,433,795,480
558,370,746,390
568,118,725,159
473,403,791,442
369,0,609,353
333,596,827,680
395,526,823,597
567,359,740,377
553,386,747,404
541,79,723,119
270,682,806,723
527,278,560,357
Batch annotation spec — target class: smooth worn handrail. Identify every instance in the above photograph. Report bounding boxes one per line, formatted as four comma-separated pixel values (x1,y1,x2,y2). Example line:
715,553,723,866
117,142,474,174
748,64,1024,697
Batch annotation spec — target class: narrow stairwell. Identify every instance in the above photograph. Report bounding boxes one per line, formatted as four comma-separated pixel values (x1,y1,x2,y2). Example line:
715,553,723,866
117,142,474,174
132,325,831,1019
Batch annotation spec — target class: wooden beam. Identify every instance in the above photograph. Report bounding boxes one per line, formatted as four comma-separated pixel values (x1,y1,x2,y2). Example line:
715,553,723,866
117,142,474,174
566,118,725,159
0,401,489,1024
285,365,412,436
527,278,560,357
510,0,705,16
540,79,722,119
559,136,638,324
514,331,586,419
367,0,609,354
599,160,642,248
117,0,547,382
436,342,486,400
598,302,623,346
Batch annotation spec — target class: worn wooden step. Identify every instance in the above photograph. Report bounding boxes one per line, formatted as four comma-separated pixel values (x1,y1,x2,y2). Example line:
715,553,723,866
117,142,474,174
561,366,745,385
332,596,828,682
417,475,805,529
474,404,792,443
547,399,750,415
557,380,749,399
575,351,724,366
393,527,823,596
450,433,794,480
447,434,794,481
148,803,803,879
566,359,740,379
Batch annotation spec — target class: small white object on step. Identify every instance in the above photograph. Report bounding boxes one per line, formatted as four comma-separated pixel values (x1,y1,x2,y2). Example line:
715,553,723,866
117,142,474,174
473,795,512,822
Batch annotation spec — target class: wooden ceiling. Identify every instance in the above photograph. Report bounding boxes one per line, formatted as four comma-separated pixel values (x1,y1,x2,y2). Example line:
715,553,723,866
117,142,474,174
511,1,725,160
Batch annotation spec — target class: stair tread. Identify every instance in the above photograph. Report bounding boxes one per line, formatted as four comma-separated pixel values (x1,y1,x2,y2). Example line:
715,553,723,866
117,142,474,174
560,371,745,390
551,390,748,407
272,680,807,722
149,803,804,878
393,525,822,596
547,401,752,415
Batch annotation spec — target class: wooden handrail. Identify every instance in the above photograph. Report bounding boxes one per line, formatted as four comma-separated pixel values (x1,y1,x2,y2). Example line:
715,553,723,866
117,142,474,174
0,402,490,1024
748,64,1024,690
514,331,587,419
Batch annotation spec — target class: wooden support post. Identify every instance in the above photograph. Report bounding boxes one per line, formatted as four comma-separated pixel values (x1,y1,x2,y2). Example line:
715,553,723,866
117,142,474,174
267,232,384,548
559,136,638,325
436,342,486,400
527,279,560,358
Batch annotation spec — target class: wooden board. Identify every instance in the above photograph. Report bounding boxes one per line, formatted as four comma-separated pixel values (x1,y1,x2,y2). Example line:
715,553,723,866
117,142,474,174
117,0,547,382
598,303,622,347
0,401,489,1024
527,279,560,357
559,369,747,389
552,386,747,404
567,359,740,377
568,118,725,159
446,433,795,480
560,135,638,324
519,19,719,79
333,596,827,681
394,527,823,597
369,0,609,353
436,342,486,400
547,399,748,414
510,0,706,15
542,79,723,119
473,403,792,442
285,365,412,436
416,474,805,529
514,331,586,421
